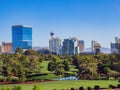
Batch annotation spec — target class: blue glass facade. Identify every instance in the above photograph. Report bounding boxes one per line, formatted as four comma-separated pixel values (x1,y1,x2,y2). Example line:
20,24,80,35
12,25,32,52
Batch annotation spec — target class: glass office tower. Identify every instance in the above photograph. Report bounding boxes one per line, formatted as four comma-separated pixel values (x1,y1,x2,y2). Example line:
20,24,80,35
12,25,32,52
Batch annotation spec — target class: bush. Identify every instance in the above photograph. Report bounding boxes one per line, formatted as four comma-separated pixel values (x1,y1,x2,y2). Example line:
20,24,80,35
79,86,84,90
10,76,19,83
70,88,75,90
109,85,116,89
117,84,120,88
94,85,100,90
87,87,92,90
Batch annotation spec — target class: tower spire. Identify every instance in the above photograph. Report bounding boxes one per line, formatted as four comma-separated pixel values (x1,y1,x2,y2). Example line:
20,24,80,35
50,32,54,39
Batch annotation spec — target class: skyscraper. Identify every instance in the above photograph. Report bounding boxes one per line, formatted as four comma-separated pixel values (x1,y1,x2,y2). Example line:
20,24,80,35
12,25,32,52
91,40,101,53
78,40,84,52
111,37,120,54
62,37,79,55
49,32,61,54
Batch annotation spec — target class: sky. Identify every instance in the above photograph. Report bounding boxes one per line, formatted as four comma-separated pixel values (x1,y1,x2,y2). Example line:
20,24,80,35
0,0,120,48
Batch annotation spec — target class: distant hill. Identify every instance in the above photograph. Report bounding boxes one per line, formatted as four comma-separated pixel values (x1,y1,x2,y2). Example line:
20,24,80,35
85,47,111,54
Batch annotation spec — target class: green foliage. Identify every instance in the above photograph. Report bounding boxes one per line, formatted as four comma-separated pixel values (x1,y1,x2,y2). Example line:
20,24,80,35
47,55,70,76
63,60,70,71
1,52,120,81
24,49,37,55
18,67,26,82
97,63,110,74
0,51,41,82
48,62,56,71
15,48,23,54
54,67,65,76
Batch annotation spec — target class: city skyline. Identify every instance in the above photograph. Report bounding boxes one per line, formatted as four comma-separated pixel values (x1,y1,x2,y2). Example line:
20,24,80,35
0,0,120,48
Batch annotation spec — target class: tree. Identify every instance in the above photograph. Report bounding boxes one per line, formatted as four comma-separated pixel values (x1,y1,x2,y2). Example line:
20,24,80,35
48,62,56,71
24,49,37,55
15,48,23,54
97,63,110,74
73,55,98,79
54,66,65,76
18,67,26,82
63,60,70,71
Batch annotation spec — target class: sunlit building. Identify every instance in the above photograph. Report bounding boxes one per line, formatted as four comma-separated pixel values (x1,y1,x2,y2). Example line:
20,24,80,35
0,42,12,53
111,37,120,54
91,40,101,53
49,32,62,54
12,25,32,52
78,40,84,52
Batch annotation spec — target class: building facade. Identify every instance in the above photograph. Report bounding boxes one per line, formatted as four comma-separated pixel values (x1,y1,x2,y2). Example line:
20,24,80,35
78,40,84,52
91,40,101,53
111,37,120,54
0,42,12,53
49,32,62,54
62,37,79,55
12,25,32,52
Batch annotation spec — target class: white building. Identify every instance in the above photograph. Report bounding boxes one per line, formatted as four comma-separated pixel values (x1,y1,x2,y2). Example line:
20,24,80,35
91,40,101,53
49,32,62,54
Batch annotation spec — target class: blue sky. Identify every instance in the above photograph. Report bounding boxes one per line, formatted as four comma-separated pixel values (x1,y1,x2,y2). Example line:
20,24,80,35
0,0,120,48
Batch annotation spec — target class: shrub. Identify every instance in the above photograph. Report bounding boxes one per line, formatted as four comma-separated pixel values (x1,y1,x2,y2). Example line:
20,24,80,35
70,88,75,90
109,85,116,89
79,86,84,90
87,87,92,90
94,85,100,90
117,84,120,88
10,76,19,83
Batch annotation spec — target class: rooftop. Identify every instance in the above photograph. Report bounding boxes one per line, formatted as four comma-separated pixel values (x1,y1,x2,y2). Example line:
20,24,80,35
12,25,32,28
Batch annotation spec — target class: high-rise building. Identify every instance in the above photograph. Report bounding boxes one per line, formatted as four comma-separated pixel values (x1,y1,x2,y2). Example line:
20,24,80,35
78,40,84,52
91,40,101,53
0,42,12,53
111,37,120,54
49,32,61,54
62,37,79,55
12,25,32,52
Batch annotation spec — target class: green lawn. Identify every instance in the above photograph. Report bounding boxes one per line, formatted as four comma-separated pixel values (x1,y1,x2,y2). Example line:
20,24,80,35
0,80,119,90
41,61,50,73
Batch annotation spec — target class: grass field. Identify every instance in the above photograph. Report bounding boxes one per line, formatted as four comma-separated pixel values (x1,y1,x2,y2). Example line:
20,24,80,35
0,80,119,90
41,61,50,73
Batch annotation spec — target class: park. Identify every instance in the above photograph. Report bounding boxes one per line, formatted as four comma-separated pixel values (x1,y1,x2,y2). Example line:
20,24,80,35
0,49,120,90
